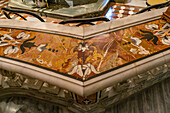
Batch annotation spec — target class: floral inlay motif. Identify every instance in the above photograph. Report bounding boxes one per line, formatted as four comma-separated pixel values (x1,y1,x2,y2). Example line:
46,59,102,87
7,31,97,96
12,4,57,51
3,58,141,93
0,19,169,80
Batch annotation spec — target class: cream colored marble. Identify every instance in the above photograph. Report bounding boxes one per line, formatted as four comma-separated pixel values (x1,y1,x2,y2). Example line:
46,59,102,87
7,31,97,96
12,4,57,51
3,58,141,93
0,19,84,39
163,49,170,67
135,52,166,75
124,0,147,7
84,7,167,39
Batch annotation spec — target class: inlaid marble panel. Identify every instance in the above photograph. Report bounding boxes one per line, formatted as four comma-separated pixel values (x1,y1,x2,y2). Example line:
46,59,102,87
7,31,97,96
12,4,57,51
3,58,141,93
83,19,170,79
0,19,169,80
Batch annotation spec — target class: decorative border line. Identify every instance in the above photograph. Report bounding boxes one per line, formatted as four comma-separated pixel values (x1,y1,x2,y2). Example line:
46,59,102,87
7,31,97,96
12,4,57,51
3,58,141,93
0,7,167,40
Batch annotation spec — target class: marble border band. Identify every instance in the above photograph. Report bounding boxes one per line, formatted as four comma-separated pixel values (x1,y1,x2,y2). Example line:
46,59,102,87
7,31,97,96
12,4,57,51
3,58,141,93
0,7,167,40
0,20,84,39
0,48,169,96
0,57,85,95
83,49,169,96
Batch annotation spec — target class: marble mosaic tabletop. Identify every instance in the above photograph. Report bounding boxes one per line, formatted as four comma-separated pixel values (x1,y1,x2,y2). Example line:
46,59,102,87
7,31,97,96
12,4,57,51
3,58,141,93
0,0,169,81
0,19,169,80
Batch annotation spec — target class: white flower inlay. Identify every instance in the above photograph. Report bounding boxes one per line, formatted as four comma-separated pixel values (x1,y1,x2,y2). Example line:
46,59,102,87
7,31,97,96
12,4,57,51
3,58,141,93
130,48,137,54
162,36,170,45
145,24,158,30
4,46,19,54
138,46,150,55
68,63,100,80
16,32,30,40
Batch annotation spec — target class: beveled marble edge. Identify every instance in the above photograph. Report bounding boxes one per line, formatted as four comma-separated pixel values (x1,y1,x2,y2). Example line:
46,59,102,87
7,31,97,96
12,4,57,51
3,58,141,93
0,7,167,40
0,48,169,96
0,19,84,39
83,49,170,96
83,7,168,39
0,57,85,96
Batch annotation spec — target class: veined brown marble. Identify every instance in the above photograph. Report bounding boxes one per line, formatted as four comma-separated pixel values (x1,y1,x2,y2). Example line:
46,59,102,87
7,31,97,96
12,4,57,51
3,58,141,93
0,19,169,80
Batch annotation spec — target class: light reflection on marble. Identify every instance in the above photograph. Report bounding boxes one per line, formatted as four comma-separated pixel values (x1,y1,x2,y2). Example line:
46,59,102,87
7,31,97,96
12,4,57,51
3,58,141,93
0,20,169,80
105,7,114,20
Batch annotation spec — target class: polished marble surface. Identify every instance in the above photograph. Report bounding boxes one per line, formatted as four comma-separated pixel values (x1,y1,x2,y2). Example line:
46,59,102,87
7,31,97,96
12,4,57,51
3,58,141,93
0,19,169,80
0,0,169,108
0,0,169,83
0,0,169,85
